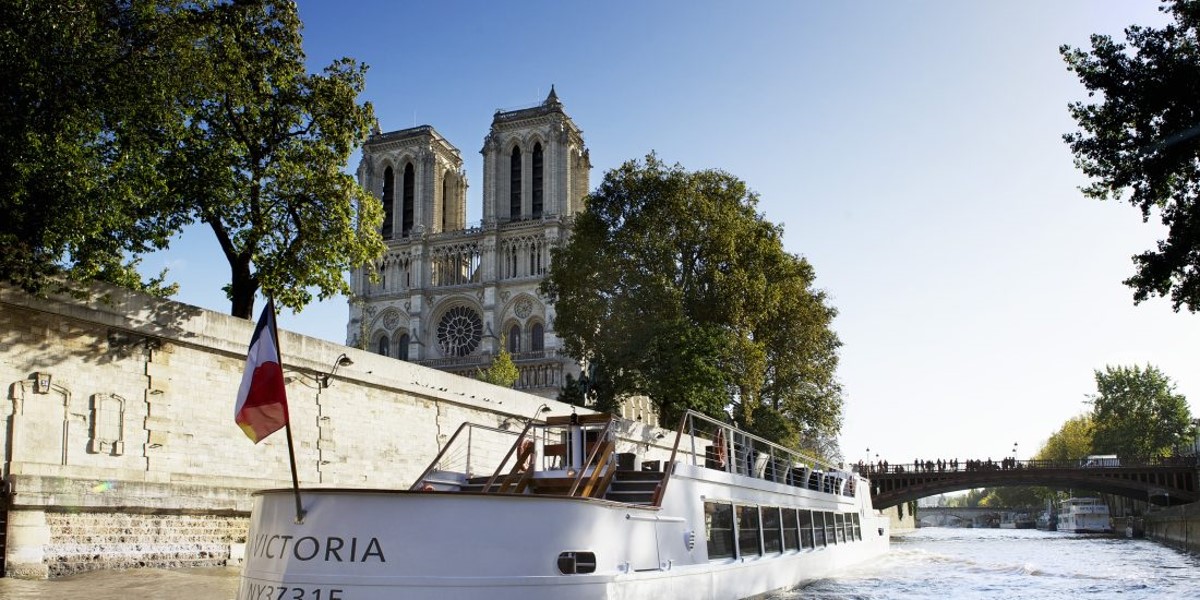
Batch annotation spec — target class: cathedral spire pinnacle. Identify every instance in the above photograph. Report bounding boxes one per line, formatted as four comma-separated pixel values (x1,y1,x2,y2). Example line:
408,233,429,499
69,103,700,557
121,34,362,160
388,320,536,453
545,84,560,106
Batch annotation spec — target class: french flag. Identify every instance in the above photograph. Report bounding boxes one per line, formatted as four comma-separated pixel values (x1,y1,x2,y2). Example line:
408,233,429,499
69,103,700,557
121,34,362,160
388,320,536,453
234,298,289,443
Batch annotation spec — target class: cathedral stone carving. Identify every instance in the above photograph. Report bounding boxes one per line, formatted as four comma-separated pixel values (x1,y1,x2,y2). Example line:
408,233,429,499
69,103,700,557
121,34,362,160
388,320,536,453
514,297,533,319
381,309,402,331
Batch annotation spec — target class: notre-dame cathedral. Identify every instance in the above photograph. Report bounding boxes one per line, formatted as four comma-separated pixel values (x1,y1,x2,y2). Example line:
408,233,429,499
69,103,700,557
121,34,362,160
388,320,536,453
347,88,588,399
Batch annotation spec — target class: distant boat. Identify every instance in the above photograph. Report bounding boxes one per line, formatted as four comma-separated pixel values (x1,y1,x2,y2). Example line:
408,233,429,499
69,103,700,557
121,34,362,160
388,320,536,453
1057,497,1112,533
1013,513,1036,529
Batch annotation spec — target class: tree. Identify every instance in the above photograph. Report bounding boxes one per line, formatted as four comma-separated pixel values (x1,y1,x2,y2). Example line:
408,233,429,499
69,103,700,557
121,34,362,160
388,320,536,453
0,1,383,319
980,487,1043,509
1062,1,1200,311
0,0,197,296
947,489,989,508
477,341,519,388
1089,364,1193,459
1034,414,1095,462
541,154,843,446
176,1,382,317
558,364,623,416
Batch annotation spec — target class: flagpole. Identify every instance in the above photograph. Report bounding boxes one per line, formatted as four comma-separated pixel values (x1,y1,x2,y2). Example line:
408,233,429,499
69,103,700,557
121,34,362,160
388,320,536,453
268,297,306,523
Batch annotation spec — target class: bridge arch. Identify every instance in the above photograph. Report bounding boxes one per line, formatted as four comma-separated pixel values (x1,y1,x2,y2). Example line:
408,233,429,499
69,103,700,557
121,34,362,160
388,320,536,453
866,459,1198,510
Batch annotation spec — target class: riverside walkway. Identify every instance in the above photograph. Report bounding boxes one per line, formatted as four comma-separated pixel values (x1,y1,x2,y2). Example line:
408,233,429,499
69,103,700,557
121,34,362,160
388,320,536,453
861,457,1199,509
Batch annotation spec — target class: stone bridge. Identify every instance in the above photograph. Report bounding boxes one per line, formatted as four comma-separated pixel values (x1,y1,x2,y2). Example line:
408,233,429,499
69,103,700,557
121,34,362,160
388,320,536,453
917,506,1024,527
917,506,1014,520
864,458,1199,509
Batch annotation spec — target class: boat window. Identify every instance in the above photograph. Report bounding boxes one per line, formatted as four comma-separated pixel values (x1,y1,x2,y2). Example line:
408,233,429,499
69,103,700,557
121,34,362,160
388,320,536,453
782,508,799,551
762,507,782,554
704,502,735,560
852,513,862,541
798,509,814,549
812,511,826,547
557,551,596,574
824,512,837,545
736,505,762,557
835,513,847,543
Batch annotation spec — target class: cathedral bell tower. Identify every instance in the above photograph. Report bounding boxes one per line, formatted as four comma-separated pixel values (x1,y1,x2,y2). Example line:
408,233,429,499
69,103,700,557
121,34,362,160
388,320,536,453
350,88,590,400
481,86,590,224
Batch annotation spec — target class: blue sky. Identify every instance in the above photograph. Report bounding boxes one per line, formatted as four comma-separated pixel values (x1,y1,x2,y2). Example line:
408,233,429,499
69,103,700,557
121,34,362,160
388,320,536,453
145,0,1200,464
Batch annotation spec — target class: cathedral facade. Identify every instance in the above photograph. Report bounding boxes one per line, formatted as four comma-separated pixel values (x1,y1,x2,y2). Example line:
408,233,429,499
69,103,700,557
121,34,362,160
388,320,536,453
347,89,589,398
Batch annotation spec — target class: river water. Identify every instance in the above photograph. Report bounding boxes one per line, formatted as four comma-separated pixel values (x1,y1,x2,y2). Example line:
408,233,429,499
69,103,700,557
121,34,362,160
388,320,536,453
781,527,1200,600
0,527,1194,599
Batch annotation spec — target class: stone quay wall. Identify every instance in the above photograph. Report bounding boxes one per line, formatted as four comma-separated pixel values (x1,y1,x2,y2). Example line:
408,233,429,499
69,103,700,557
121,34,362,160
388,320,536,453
1143,502,1200,555
0,284,675,578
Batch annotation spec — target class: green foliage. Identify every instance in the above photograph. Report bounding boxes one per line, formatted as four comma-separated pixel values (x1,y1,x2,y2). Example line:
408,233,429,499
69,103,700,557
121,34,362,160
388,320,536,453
945,489,988,508
541,154,843,448
557,365,622,415
1034,414,1094,462
178,0,381,317
1089,364,1193,459
0,0,196,296
979,486,1045,509
0,1,383,317
477,341,519,388
1062,1,1200,311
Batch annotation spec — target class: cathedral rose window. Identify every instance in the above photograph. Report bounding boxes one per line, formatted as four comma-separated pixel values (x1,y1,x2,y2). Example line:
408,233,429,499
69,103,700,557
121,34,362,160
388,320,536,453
437,306,483,357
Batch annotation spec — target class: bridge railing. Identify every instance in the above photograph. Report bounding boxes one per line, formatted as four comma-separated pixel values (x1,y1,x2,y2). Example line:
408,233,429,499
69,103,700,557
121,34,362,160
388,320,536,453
856,455,1198,476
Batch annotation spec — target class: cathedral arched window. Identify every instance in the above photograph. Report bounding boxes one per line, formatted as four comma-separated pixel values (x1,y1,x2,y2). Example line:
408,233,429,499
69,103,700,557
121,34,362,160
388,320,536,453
402,162,415,235
398,333,410,361
510,146,522,220
377,335,390,357
531,322,544,352
381,166,395,239
441,177,449,232
508,324,521,354
532,142,543,218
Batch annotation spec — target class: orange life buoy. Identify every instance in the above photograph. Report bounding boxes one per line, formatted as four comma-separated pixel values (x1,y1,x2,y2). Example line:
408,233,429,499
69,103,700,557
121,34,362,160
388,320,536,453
518,439,535,469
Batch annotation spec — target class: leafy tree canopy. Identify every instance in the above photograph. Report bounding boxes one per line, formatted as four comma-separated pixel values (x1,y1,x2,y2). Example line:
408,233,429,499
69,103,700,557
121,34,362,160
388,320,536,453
1088,364,1193,459
0,0,198,296
1,0,383,318
1063,0,1200,311
477,341,519,388
979,486,1044,509
1034,414,1095,462
542,154,843,450
180,0,382,317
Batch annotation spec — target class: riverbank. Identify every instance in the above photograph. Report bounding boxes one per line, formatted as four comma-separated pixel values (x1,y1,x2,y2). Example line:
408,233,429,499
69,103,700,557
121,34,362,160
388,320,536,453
1144,502,1200,555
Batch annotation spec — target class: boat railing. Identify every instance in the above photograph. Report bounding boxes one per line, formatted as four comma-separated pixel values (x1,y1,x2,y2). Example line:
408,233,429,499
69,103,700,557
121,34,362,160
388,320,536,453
658,410,847,506
409,421,524,490
483,420,539,493
567,417,619,497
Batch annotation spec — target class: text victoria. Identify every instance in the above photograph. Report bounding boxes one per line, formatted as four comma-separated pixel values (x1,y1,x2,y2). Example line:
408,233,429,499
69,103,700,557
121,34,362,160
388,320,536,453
249,534,386,563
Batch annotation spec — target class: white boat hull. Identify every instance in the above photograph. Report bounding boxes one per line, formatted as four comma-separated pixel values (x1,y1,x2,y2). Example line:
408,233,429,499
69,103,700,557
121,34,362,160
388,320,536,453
1057,498,1112,534
238,413,889,599
239,476,888,599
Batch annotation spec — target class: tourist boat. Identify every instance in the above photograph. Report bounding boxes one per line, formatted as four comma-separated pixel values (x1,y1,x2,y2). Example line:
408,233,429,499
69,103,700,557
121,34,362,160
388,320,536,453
237,410,890,599
1056,497,1112,533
